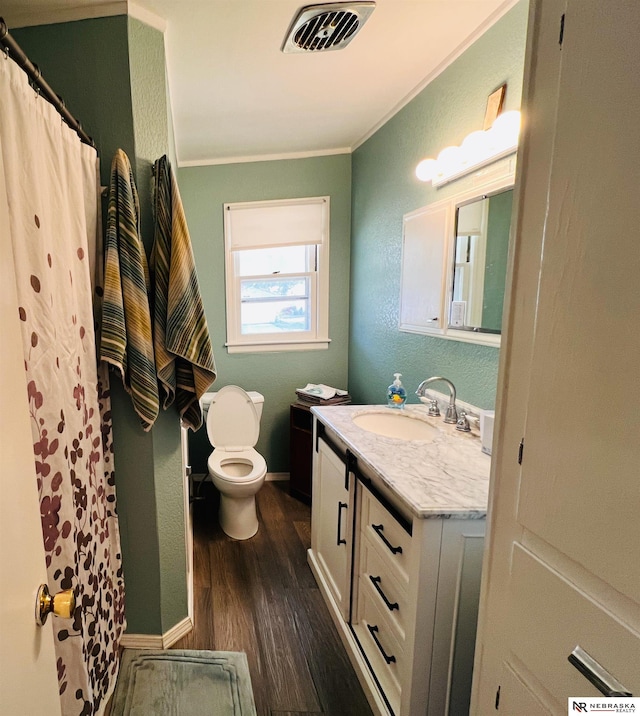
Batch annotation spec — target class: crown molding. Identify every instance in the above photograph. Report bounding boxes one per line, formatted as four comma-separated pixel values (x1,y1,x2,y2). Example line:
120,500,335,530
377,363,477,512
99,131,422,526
178,146,351,168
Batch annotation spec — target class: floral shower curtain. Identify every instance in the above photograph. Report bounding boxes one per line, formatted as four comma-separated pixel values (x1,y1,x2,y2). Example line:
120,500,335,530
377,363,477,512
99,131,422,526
0,57,124,714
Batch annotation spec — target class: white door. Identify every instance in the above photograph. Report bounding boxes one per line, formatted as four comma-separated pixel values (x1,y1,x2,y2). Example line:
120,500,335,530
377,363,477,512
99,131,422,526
0,166,61,712
472,0,640,712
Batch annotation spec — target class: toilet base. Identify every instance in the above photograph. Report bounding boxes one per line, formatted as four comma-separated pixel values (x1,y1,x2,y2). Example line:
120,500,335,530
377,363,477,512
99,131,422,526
218,494,259,540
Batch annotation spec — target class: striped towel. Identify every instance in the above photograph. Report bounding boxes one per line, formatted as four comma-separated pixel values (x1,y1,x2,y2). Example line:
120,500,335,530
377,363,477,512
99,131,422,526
151,155,216,430
100,149,159,431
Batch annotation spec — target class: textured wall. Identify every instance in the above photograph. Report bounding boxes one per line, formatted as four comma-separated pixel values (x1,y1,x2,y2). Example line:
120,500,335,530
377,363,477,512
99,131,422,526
128,17,187,634
177,155,352,473
349,1,528,410
128,18,170,251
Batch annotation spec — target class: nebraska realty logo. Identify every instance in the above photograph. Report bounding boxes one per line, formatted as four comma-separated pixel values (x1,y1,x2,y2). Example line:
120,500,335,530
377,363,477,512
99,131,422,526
569,698,638,713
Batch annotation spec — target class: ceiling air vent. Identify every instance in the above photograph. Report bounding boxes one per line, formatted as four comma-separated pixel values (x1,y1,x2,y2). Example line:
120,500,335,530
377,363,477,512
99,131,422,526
281,2,376,53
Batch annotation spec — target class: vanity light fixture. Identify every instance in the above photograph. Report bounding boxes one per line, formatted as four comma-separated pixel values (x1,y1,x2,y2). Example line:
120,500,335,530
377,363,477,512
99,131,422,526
416,110,521,187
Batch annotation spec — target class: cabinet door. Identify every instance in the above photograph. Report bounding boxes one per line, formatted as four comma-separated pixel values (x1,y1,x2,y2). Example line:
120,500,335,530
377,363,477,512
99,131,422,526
312,437,352,618
399,202,450,334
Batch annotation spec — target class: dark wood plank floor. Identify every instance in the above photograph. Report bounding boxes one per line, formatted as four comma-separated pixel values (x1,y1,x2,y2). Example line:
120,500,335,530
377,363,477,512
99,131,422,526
172,481,373,716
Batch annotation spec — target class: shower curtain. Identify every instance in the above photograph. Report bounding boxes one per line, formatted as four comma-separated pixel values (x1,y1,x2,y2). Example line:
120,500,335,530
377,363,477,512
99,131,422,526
0,57,124,714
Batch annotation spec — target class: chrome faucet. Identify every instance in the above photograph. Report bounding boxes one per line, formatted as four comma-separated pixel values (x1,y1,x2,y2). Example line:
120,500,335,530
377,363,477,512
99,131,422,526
415,376,458,424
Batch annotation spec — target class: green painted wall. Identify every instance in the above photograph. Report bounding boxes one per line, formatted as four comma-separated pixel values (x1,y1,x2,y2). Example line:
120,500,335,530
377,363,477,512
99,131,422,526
127,17,187,634
349,1,528,410
129,17,169,249
177,155,352,473
14,15,186,635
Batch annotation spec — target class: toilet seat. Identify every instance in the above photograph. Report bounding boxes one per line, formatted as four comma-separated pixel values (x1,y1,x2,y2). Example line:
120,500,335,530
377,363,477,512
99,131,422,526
208,448,266,483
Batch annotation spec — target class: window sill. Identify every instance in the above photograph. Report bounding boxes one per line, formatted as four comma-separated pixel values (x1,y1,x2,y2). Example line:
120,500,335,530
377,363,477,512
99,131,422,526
226,338,331,354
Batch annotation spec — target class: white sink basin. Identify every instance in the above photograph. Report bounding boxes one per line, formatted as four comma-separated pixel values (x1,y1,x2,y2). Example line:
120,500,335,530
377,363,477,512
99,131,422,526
352,411,437,442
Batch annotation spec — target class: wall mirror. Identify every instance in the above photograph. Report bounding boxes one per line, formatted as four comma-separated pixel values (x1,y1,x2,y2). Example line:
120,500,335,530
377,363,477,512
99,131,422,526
450,188,513,334
399,162,515,346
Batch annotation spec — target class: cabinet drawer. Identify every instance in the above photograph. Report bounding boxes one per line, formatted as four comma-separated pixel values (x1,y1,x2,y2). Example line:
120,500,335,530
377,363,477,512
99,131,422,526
354,579,404,716
506,545,640,703
358,535,409,641
361,488,412,582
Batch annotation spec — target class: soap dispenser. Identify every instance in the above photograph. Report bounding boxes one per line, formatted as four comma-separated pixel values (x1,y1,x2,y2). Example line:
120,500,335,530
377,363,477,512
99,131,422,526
387,373,407,409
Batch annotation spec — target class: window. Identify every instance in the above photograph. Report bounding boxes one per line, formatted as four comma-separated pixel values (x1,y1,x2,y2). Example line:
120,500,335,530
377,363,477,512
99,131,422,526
223,197,330,353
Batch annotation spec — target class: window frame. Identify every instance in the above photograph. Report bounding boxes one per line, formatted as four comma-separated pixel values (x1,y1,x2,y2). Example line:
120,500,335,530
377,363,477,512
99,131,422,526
223,196,331,353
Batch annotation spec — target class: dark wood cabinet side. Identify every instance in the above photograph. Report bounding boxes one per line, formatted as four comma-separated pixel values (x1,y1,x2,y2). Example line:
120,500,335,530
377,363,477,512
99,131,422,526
289,402,314,504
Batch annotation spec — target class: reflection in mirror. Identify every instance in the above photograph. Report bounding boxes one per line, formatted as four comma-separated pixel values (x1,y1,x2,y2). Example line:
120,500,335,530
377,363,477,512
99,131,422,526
449,188,513,333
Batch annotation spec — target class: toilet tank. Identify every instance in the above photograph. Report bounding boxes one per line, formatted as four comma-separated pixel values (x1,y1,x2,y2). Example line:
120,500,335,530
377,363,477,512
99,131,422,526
245,391,264,422
201,389,264,422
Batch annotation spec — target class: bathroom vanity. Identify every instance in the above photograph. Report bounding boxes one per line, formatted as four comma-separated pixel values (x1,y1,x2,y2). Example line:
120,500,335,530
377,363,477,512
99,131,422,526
308,405,490,716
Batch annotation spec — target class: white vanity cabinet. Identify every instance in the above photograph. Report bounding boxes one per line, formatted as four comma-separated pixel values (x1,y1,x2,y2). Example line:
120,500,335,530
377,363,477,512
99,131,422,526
308,413,488,716
310,430,355,620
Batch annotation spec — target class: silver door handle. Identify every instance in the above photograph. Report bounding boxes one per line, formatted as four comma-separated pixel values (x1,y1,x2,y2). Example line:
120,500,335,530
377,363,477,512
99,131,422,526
568,645,632,697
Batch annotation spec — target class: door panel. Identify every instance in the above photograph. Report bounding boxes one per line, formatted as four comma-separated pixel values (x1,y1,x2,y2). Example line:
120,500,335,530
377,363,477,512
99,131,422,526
499,662,554,716
470,0,569,709
472,1,640,712
0,158,61,713
516,0,640,604
506,545,640,700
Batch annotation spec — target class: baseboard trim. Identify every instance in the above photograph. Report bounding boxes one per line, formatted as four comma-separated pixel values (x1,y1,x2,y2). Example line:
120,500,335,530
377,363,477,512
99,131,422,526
266,472,289,482
120,616,193,650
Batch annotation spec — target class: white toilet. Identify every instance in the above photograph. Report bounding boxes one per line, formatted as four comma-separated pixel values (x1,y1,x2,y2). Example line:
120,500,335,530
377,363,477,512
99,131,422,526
203,386,267,540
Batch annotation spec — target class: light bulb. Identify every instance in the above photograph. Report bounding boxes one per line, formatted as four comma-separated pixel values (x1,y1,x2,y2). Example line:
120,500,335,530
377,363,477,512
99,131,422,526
460,130,490,166
415,158,437,182
436,145,462,175
489,110,521,152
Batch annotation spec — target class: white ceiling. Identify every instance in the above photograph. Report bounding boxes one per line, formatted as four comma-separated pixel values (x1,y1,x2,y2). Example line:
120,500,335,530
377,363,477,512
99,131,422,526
4,0,517,166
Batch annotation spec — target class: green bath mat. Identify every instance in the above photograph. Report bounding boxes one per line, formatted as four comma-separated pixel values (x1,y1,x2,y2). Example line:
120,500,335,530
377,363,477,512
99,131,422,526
111,649,257,715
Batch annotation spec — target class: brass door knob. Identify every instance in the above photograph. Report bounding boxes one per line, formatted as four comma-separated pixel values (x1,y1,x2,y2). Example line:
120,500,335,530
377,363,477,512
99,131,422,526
36,584,75,626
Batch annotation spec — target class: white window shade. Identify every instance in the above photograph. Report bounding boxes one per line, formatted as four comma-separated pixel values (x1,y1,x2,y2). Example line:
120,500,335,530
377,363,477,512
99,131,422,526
225,197,328,250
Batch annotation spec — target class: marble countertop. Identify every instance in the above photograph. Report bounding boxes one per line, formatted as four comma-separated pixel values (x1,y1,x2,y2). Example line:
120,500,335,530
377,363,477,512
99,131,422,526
311,404,491,520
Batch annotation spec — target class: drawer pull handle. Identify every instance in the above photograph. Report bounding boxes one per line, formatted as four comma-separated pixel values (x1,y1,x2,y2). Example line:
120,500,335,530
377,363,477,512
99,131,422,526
369,575,399,611
336,502,348,545
568,646,633,698
372,523,402,555
367,624,396,665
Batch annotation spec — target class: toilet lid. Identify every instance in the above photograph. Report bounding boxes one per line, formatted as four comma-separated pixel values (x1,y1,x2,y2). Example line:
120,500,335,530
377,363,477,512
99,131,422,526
206,385,259,449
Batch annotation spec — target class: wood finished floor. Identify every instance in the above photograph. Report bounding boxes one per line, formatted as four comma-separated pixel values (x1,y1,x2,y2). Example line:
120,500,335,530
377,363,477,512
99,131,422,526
172,480,373,716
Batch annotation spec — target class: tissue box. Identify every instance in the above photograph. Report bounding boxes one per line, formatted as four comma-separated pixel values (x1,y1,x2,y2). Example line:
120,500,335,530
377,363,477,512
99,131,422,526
480,410,495,456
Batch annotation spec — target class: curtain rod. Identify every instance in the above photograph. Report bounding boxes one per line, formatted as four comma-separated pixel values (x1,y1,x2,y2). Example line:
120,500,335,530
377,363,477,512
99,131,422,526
0,17,95,148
